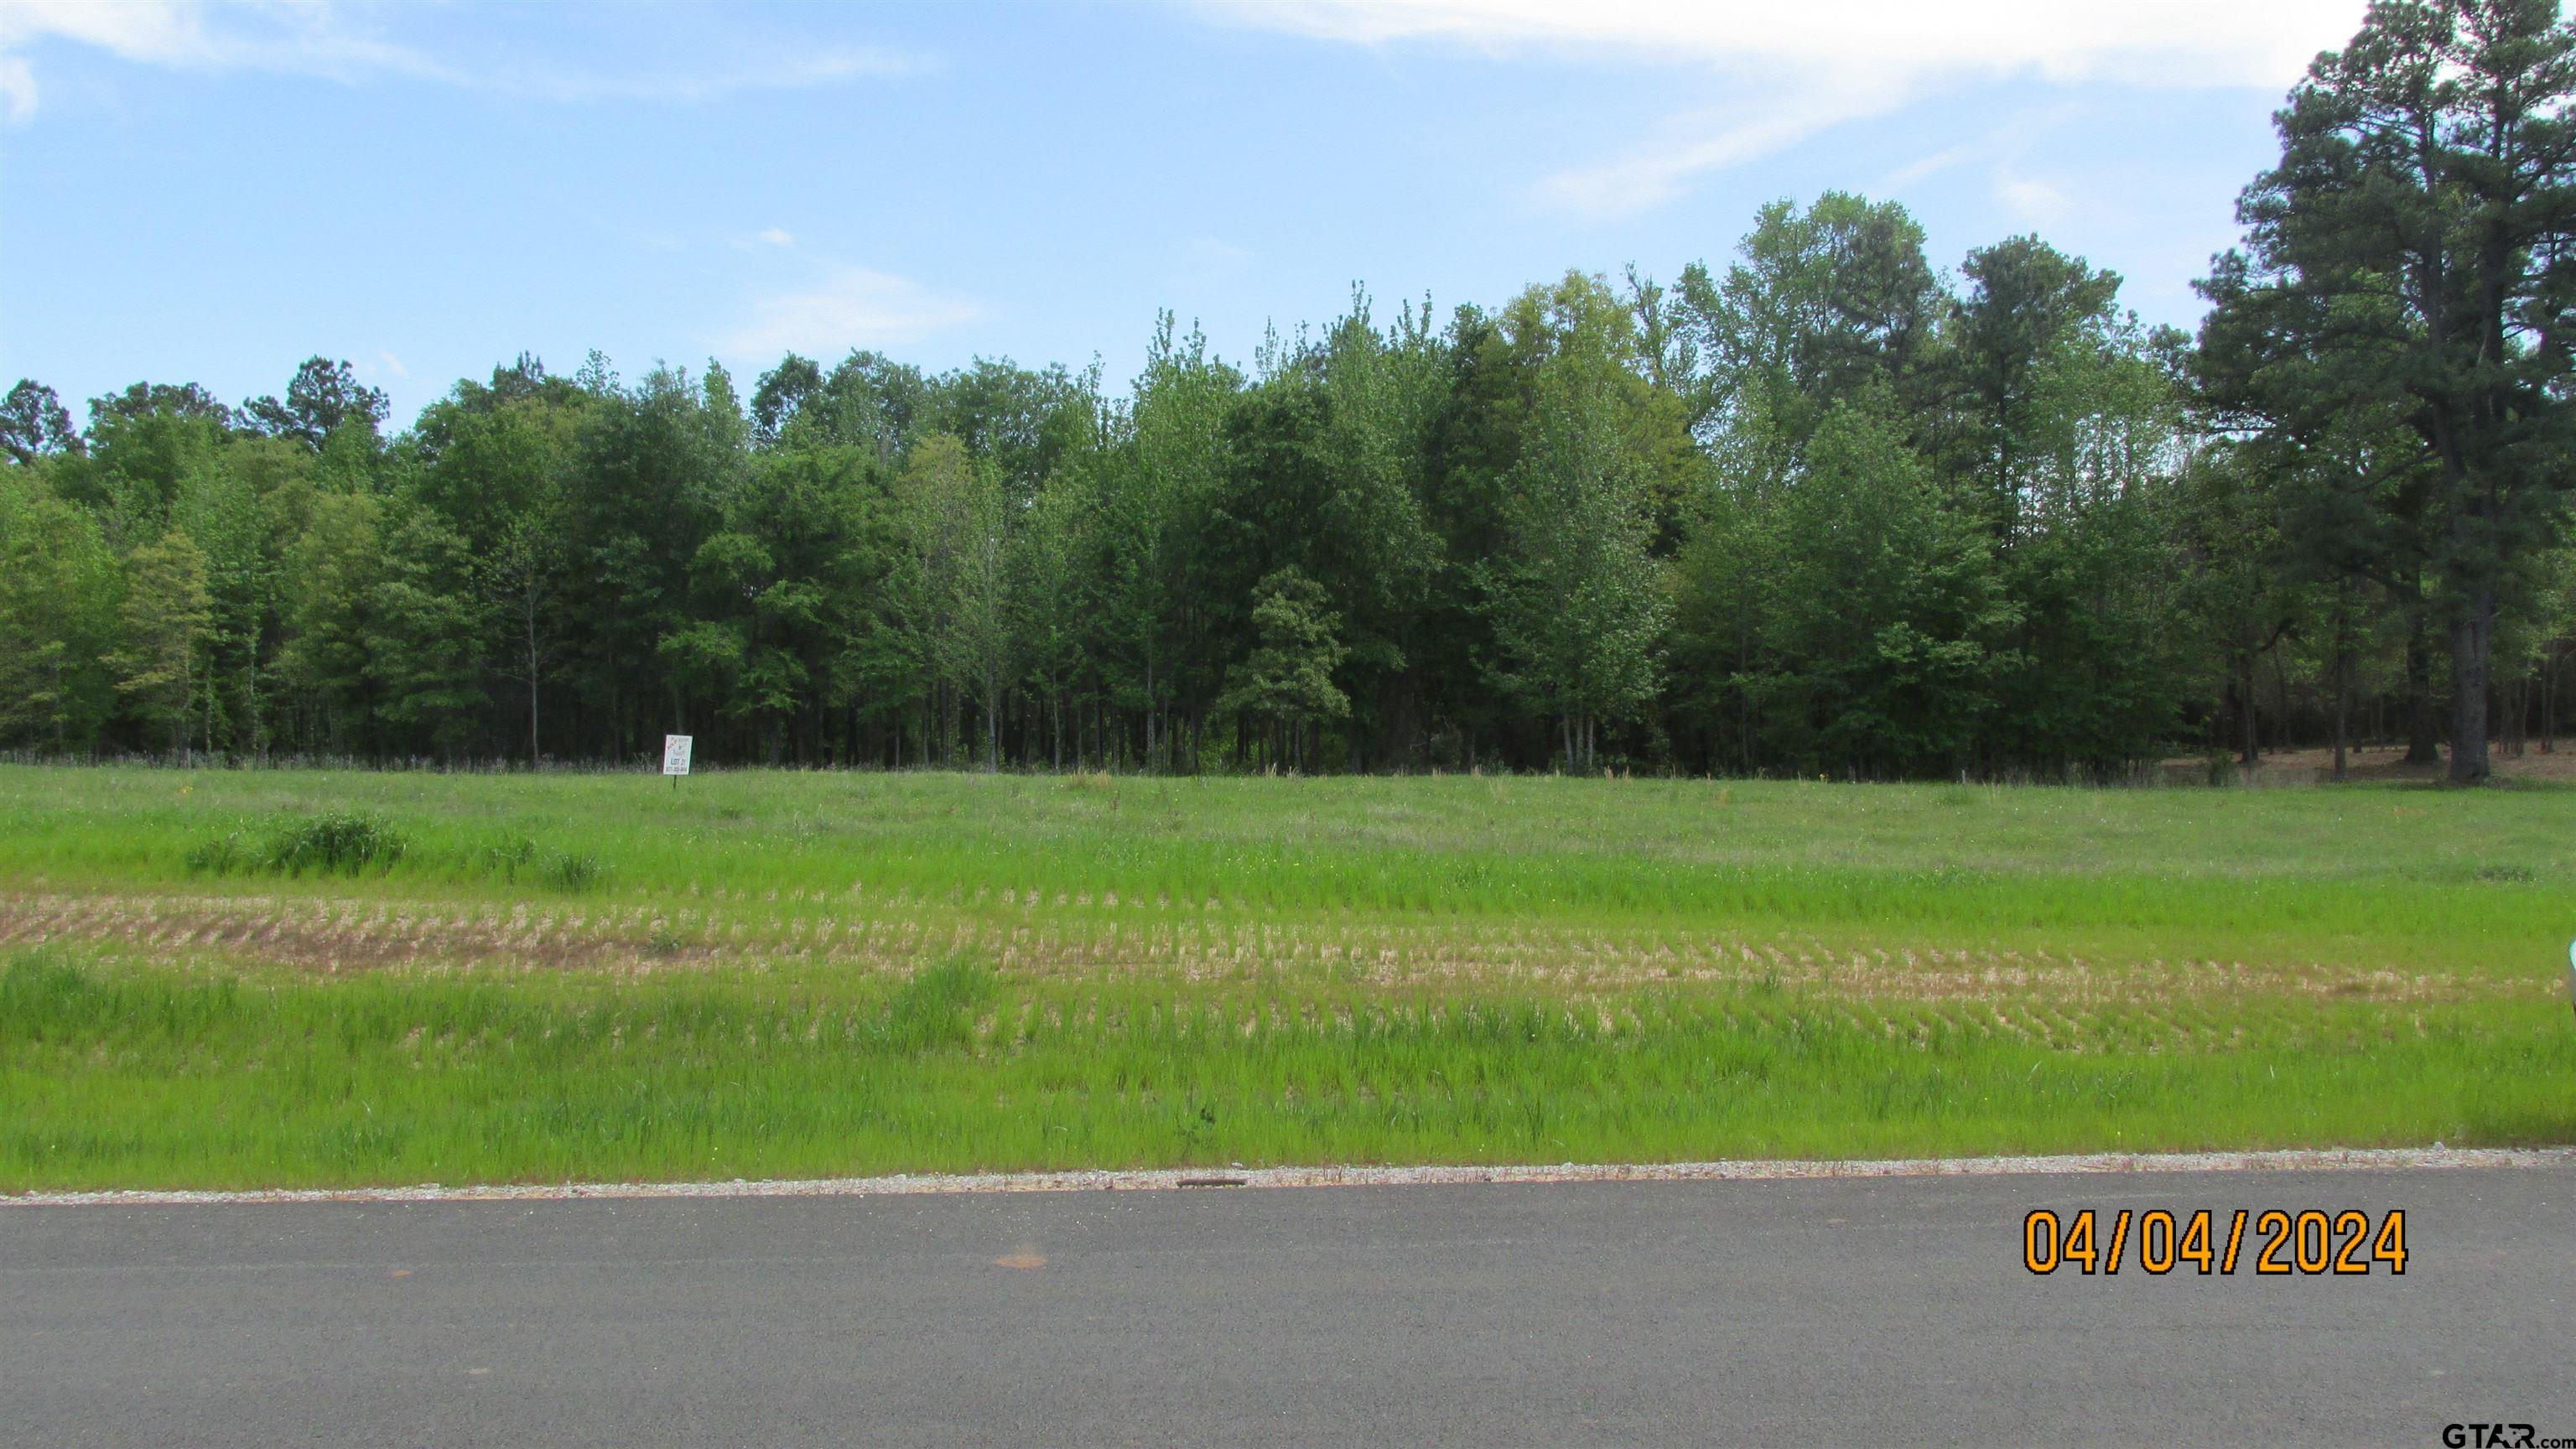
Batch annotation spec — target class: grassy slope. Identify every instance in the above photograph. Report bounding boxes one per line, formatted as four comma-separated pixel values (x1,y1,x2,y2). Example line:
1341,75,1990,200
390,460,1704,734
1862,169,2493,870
2,766,2569,1189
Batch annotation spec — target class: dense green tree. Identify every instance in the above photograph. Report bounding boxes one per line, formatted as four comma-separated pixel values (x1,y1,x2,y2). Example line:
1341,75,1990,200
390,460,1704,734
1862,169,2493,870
1974,297,2196,774
1014,466,1093,767
408,365,589,761
668,444,886,761
560,365,738,756
2200,0,2576,782
110,530,216,756
1937,238,2127,540
2,381,82,465
1479,278,1674,771
12,7,2568,778
1296,297,1447,766
368,506,486,760
81,386,230,544
754,351,925,462
239,357,389,453
1749,402,2021,776
1091,316,1241,770
896,434,1015,769
1676,193,1941,460
279,491,387,752
0,468,117,750
1215,567,1349,772
2174,447,2305,767
169,447,281,755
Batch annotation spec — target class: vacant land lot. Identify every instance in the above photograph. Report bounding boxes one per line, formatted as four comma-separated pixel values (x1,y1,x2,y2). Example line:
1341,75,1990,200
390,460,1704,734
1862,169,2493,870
2,766,2568,1191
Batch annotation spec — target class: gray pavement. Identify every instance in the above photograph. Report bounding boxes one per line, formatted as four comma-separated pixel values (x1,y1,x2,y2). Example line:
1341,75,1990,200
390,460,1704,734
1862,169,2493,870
5,1165,2573,1446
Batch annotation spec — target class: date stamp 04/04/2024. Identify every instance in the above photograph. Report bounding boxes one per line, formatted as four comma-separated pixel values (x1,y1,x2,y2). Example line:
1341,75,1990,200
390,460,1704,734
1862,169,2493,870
2022,1207,2407,1276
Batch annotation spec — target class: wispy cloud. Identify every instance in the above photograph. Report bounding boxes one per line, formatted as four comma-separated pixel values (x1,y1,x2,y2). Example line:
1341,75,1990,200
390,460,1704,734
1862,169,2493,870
1874,106,2084,234
1881,140,1984,192
0,0,452,103
0,0,925,122
755,228,798,249
1168,236,1255,294
1535,86,1910,217
1992,170,2073,228
471,49,922,105
0,54,34,121
1205,1,2361,86
720,267,983,358
1201,0,2368,215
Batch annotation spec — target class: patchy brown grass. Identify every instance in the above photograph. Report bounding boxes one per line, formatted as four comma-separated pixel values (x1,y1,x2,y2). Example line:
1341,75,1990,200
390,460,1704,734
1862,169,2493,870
1,889,2534,1010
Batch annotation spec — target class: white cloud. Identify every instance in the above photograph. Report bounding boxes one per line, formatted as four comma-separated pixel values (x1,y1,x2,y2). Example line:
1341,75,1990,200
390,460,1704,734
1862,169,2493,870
1170,235,1255,292
1881,140,1982,191
1207,1,2361,86
1878,103,2074,197
0,54,33,120
720,267,983,358
756,228,797,248
1201,0,2370,214
1992,169,2073,228
473,49,922,105
375,351,410,380
1536,89,1909,216
0,0,454,108
0,0,921,121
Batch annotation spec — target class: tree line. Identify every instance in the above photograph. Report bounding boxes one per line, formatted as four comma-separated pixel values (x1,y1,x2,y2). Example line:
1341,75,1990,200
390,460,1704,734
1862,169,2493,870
3,0,2571,783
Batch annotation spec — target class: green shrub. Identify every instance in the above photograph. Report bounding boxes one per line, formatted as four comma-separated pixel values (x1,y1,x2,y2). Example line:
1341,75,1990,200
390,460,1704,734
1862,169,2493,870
184,832,253,876
0,953,97,1029
471,834,538,876
265,813,407,876
536,849,606,892
881,955,996,1053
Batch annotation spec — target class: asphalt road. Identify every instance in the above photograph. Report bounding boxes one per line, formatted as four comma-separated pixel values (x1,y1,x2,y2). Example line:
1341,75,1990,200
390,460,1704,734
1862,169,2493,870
6,1166,2573,1447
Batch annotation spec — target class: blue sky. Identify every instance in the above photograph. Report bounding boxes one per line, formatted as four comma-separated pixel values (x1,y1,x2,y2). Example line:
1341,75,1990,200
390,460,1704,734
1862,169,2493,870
0,1,2369,428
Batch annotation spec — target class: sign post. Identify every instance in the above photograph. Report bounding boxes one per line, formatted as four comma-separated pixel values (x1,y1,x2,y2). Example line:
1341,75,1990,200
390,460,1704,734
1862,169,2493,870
662,734,693,791
2566,938,2575,1024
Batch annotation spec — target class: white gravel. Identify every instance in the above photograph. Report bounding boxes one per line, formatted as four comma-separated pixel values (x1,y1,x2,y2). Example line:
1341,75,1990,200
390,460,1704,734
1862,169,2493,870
9,1145,2573,1208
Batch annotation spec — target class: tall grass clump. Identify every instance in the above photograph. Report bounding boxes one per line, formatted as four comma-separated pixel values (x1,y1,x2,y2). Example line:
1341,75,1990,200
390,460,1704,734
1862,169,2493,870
187,812,409,878
460,834,606,892
535,850,607,893
470,834,538,875
182,832,254,875
263,813,408,875
880,955,998,1052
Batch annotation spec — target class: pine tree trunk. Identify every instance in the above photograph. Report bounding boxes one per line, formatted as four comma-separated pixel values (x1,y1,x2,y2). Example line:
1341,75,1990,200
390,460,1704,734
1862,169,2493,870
2404,616,2440,765
984,670,999,773
2542,642,2560,754
526,604,542,769
2505,667,2527,759
2447,588,2495,784
2331,645,2350,782
2236,651,2260,767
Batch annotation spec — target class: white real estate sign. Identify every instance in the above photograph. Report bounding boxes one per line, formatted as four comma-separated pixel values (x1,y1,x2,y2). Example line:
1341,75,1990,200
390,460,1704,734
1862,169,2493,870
662,735,693,776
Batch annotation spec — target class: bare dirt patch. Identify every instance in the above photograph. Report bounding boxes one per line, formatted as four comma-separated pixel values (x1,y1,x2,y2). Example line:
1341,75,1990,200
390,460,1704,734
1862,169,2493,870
2160,743,2576,786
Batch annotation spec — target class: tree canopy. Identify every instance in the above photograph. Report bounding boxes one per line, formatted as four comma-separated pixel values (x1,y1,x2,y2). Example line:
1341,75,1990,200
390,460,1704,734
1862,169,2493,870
3,6,2569,778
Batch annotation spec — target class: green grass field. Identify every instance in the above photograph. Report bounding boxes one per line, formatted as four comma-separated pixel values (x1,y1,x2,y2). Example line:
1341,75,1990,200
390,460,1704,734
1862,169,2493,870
3,765,2569,1191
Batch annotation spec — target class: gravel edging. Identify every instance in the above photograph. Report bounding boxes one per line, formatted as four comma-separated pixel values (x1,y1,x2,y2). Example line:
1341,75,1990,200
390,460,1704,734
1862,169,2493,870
9,1145,2573,1208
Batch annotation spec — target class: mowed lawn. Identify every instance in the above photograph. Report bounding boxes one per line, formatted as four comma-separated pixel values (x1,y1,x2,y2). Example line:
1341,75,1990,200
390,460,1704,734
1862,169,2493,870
2,764,2569,1190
